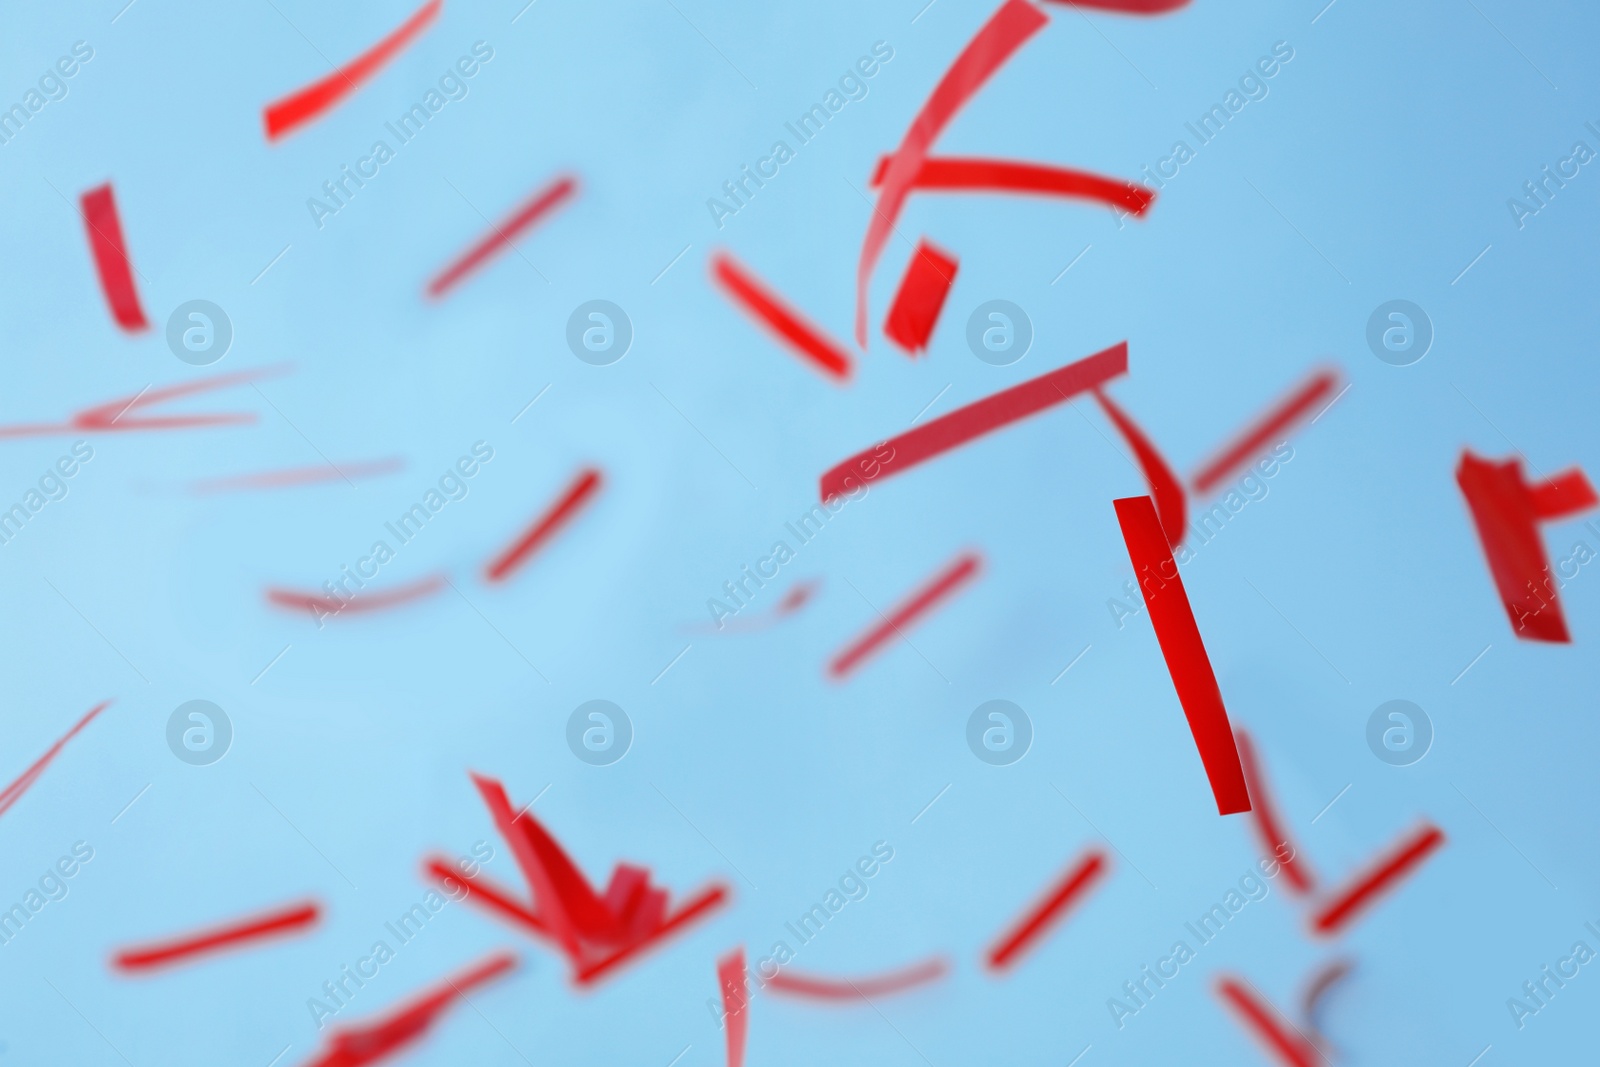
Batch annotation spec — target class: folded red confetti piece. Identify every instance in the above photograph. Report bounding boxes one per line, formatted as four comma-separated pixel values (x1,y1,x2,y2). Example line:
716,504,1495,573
12,364,293,441
986,849,1108,972
856,0,1049,346
1093,387,1186,550
189,457,405,495
264,0,444,141
265,573,447,619
720,948,748,1067
883,239,959,356
869,155,1155,216
1234,729,1314,895
766,957,950,1000
1114,495,1251,816
711,251,853,383
1309,823,1445,937
79,183,148,332
111,900,319,973
425,175,578,298
819,341,1128,501
827,550,982,679
483,467,602,583
1191,369,1339,495
1300,958,1353,1055
0,700,111,822
1214,975,1323,1067
1457,452,1596,643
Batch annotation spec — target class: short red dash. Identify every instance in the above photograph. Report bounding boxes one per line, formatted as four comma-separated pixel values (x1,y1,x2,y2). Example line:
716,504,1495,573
0,700,112,822
869,156,1155,216
425,175,578,298
80,183,148,332
264,0,443,141
1309,823,1445,937
1214,975,1323,1067
711,251,853,383
767,957,949,1000
986,849,1108,972
1528,467,1599,519
483,467,602,583
1191,369,1339,494
266,573,447,620
827,551,981,679
1234,729,1314,895
719,948,748,1067
883,239,958,356
1094,387,1186,550
112,900,319,973
819,341,1128,501
190,457,404,495
1114,495,1250,816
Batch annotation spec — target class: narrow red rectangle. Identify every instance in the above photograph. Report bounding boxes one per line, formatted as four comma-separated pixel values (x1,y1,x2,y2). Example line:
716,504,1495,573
883,240,958,355
719,948,748,1067
1114,495,1251,816
1191,370,1338,494
265,574,446,620
767,957,949,1000
112,901,320,972
986,849,1108,971
1234,729,1314,895
484,467,602,583
1214,975,1321,1067
423,856,550,937
1309,823,1445,936
711,251,853,382
827,551,981,679
80,183,148,332
869,156,1155,216
425,175,577,298
1529,467,1598,519
0,701,112,821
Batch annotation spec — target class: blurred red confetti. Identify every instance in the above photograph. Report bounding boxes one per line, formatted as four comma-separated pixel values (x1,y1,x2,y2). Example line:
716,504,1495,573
694,579,821,634
720,948,748,1067
766,957,950,1000
827,551,982,679
1094,386,1186,550
883,239,958,355
1214,975,1324,1067
1309,823,1445,937
711,251,854,383
1300,958,1354,1055
266,573,448,619
0,700,111,823
0,364,295,439
1234,729,1315,895
986,849,1108,972
483,467,602,583
1191,369,1339,495
869,155,1155,216
425,175,578,298
112,900,320,973
79,183,148,332
190,457,404,495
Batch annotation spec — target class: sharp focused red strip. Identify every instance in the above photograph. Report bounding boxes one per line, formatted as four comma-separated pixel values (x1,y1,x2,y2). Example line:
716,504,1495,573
827,551,982,679
265,574,447,617
483,467,602,583
719,948,748,1067
1214,976,1323,1067
856,0,1048,346
1234,729,1313,895
573,884,730,986
1528,467,1598,519
985,849,1108,971
1309,823,1445,937
766,957,949,1000
1114,495,1251,816
0,701,112,821
111,901,319,972
819,341,1128,501
264,0,444,141
1191,370,1338,494
190,458,404,495
711,251,853,382
883,239,959,356
79,184,148,332
425,175,578,298
1093,387,1186,550
868,156,1154,216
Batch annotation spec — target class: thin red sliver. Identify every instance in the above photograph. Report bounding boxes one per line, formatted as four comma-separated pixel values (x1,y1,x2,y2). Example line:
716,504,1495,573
483,467,602,583
711,251,853,382
827,551,981,679
423,856,551,937
1214,976,1322,1067
766,957,949,1000
190,457,404,495
985,849,1108,971
719,948,748,1067
79,183,148,332
1093,387,1186,550
1191,369,1338,494
264,573,447,617
71,364,293,432
1234,729,1314,895
883,239,959,356
869,155,1154,216
1309,823,1445,937
0,701,112,821
425,175,577,298
112,900,320,972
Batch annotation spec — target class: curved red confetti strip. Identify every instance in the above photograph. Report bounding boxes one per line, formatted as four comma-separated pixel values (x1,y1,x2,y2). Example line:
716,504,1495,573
425,175,578,298
190,457,404,495
819,341,1128,502
1041,0,1190,11
719,948,748,1067
1114,495,1250,816
1300,958,1354,1055
265,573,447,617
1308,823,1445,937
0,700,112,822
483,467,602,583
711,251,853,383
111,900,320,973
264,0,443,141
856,0,1049,346
986,849,1108,972
869,155,1155,216
1191,369,1339,494
766,957,950,1000
883,239,959,356
1093,386,1186,550
79,184,148,332
827,551,982,679
1214,975,1324,1067
1234,728,1314,895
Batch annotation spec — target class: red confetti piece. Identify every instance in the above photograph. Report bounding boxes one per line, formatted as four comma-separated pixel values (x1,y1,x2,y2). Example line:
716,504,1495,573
423,855,550,937
1093,386,1186,550
265,573,448,618
483,467,602,583
711,251,853,383
1308,823,1445,937
0,700,111,823
694,579,821,634
1234,729,1314,895
1300,958,1354,1055
0,364,296,440
719,948,748,1067
424,175,578,298
985,849,1108,972
264,0,443,141
111,900,319,973
819,340,1128,501
856,0,1049,346
883,239,959,356
869,155,1155,216
1214,975,1323,1067
1113,495,1251,816
1191,369,1339,495
1457,452,1596,643
190,458,404,495
827,550,982,679
79,183,148,332
766,957,950,1000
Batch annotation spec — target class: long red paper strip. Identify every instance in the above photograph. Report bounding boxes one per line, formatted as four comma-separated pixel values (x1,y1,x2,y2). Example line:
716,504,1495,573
827,551,982,679
1114,495,1251,815
711,251,853,382
0,364,296,441
425,175,578,298
1191,370,1338,494
1214,976,1322,1067
883,239,959,355
1093,387,1186,550
483,467,602,583
112,900,320,972
0,701,111,821
1309,823,1445,937
265,574,447,617
190,458,404,495
869,156,1154,216
819,341,1128,501
766,957,950,1000
424,856,550,936
264,0,443,141
986,849,1108,971
719,949,748,1067
79,184,148,332
1234,729,1314,895
856,0,1049,345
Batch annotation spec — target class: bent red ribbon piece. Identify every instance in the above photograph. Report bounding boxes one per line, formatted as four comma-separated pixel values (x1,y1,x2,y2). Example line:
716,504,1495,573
766,957,950,1000
719,949,748,1067
1457,452,1597,643
819,340,1127,501
265,573,447,619
1093,387,1186,550
856,0,1049,346
869,155,1155,216
1309,823,1445,937
1191,369,1339,495
1234,728,1314,895
80,184,148,332
828,551,982,679
425,175,577,298
483,467,602,583
1300,958,1354,1055
884,239,959,356
112,900,320,973
265,0,444,141
711,251,854,383
986,849,1108,972
0,700,112,822
0,364,298,440
1042,0,1191,11
1214,975,1322,1067
1114,496,1251,815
